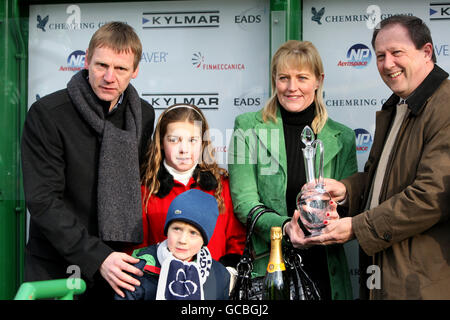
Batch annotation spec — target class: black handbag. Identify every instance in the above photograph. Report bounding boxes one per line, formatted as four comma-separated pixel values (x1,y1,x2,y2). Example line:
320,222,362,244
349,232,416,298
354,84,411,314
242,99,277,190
230,205,321,300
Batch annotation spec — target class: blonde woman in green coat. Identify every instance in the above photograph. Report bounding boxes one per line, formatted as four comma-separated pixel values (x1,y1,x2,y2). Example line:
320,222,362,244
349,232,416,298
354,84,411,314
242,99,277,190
228,40,357,300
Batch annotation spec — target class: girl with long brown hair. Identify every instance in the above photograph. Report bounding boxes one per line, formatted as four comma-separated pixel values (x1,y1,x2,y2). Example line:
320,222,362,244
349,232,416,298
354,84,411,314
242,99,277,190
131,104,245,264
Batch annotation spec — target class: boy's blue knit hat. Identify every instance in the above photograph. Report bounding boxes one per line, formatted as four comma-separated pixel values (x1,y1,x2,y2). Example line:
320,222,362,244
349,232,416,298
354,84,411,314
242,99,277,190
164,189,219,245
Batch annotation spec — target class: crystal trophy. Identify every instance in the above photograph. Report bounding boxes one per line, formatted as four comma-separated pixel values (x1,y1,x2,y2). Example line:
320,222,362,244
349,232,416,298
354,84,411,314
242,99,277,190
295,126,332,237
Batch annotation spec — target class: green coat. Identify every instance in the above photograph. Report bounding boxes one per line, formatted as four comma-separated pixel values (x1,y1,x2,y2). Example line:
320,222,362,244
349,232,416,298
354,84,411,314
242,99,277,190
228,107,357,300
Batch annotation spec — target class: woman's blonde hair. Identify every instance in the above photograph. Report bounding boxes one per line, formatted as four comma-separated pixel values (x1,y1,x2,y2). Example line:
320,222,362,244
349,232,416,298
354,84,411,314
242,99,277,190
262,40,327,134
141,104,227,212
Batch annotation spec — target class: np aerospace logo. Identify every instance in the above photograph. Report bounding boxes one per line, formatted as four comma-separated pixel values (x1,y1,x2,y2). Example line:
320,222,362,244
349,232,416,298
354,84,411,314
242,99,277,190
59,50,85,72
338,44,371,69
354,128,372,154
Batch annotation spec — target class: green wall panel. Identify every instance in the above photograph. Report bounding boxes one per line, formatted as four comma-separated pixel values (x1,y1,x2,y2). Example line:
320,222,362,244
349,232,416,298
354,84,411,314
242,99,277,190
0,0,27,300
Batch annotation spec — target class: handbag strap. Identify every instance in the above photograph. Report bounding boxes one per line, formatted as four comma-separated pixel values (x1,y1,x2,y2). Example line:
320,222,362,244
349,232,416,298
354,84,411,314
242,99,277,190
241,205,279,261
246,205,266,234
234,204,279,285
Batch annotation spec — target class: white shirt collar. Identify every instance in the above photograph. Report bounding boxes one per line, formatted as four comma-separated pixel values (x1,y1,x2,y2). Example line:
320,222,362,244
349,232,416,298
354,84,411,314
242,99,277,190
163,160,197,186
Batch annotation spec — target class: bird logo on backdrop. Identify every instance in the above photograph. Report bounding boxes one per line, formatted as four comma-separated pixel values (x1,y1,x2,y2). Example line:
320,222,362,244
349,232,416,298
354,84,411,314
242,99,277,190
37,14,49,32
311,7,325,25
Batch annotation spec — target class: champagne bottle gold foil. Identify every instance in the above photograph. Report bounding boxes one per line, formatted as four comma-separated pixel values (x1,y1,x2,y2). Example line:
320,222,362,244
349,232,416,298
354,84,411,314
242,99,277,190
266,227,286,273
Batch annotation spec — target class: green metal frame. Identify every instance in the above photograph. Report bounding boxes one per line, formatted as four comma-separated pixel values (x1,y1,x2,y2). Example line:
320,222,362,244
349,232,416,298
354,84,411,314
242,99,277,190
269,0,302,94
270,0,302,42
14,279,86,300
287,0,301,40
0,0,27,300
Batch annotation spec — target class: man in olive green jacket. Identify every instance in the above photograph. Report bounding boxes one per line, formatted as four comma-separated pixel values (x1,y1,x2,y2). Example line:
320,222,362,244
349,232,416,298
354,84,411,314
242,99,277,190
228,107,357,300
304,16,450,299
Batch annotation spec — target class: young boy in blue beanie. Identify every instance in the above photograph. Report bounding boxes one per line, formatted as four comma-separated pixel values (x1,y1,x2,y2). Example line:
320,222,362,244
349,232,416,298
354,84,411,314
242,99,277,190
115,189,231,300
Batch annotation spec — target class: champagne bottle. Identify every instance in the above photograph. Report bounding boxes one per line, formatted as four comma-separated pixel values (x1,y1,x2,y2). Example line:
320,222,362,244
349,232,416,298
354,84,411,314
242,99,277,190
262,226,290,300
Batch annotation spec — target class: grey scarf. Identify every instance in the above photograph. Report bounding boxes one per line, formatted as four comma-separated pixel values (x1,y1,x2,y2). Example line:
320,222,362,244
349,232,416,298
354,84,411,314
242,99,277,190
67,70,142,243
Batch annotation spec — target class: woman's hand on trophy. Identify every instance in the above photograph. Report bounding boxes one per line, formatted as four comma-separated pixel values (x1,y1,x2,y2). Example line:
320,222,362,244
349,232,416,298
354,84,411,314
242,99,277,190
284,209,311,249
322,178,347,203
324,200,339,225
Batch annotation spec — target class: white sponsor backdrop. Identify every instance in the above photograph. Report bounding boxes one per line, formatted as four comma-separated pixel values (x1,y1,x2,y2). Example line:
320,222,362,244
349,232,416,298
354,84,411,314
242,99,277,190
303,0,450,172
303,0,450,298
28,0,270,166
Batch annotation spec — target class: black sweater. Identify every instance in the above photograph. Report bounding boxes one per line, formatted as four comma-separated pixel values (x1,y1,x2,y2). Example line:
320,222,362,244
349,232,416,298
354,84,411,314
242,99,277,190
279,104,315,218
